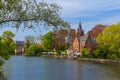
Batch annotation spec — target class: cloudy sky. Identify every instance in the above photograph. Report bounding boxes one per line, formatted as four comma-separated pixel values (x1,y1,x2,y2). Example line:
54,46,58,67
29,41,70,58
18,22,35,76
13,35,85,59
0,0,120,40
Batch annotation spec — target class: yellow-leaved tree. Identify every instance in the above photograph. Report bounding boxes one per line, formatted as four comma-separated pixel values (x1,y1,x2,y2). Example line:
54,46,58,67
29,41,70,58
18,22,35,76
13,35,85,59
95,23,120,59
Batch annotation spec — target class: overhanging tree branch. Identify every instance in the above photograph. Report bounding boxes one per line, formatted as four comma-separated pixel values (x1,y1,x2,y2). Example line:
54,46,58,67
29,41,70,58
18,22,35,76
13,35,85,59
0,0,70,29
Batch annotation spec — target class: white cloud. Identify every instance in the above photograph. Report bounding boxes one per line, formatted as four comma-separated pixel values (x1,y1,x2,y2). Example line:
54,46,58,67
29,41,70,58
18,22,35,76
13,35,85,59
38,0,120,18
1,0,120,40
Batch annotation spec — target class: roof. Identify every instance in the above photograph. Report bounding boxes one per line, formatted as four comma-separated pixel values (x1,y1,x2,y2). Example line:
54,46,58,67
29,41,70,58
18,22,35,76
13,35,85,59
78,34,89,43
16,41,24,46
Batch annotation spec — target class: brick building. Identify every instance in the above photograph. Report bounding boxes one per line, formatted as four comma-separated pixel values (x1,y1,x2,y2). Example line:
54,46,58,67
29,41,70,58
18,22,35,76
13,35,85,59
14,41,24,54
67,23,96,56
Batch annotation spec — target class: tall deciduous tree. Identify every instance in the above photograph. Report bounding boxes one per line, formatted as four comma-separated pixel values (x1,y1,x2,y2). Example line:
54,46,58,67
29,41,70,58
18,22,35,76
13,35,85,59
24,35,41,53
53,29,76,51
40,31,53,51
96,23,120,58
2,30,15,40
88,24,106,38
0,37,9,66
2,30,15,53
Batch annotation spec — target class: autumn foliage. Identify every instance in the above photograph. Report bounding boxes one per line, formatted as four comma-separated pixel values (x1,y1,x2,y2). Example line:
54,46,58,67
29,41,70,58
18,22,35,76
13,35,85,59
88,24,106,38
53,29,76,51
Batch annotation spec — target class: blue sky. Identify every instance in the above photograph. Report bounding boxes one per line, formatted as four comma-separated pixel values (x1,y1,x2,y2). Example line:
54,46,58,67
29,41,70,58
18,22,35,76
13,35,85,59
0,0,120,40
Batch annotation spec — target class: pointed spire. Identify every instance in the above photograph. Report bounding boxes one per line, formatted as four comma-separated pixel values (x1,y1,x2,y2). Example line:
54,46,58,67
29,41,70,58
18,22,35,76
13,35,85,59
78,22,82,31
77,22,82,34
77,22,84,36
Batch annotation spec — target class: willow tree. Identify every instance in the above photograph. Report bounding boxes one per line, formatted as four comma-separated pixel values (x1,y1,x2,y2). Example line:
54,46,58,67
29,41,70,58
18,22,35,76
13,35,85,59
96,23,120,58
0,0,70,29
0,0,70,67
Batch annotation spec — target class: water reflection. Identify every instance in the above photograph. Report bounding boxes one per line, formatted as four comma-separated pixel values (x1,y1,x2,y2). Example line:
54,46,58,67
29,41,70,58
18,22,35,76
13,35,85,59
80,62,120,80
101,63,120,80
0,72,7,80
3,56,120,80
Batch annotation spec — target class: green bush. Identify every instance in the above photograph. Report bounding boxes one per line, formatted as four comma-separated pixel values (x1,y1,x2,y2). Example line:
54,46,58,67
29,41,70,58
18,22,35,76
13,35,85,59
118,48,120,57
93,45,108,58
81,48,91,58
107,54,118,59
77,54,81,58
93,45,120,59
26,50,35,56
26,44,42,56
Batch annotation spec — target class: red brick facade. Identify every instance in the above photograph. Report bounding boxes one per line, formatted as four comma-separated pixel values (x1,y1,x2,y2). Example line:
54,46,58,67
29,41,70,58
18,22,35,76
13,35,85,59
72,34,94,53
67,23,97,56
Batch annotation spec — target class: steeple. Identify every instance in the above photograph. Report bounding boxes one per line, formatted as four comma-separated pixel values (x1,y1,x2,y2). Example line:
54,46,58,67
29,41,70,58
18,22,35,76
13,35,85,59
77,22,84,37
78,22,82,31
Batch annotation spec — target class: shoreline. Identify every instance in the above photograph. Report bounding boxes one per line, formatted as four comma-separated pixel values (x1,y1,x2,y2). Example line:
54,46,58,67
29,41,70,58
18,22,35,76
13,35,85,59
42,55,120,64
77,58,120,64
15,55,120,64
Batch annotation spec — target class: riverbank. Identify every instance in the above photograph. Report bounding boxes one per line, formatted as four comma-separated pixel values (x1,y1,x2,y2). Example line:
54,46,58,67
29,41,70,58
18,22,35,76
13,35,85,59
42,55,120,64
77,58,120,64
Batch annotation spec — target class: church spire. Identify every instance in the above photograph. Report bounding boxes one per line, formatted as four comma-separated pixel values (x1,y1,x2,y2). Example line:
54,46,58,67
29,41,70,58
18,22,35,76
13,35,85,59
77,22,84,37
78,22,82,31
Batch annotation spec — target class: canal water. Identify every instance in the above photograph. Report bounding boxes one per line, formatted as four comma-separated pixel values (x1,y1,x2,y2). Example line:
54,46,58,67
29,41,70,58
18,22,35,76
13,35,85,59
1,56,120,80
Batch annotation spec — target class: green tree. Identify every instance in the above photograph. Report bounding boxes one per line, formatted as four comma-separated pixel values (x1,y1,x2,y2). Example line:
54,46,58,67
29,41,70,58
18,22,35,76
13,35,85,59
2,30,15,53
26,44,37,56
24,35,34,53
81,48,91,58
2,30,15,40
10,41,16,53
96,23,120,59
93,45,108,58
40,31,53,51
0,37,9,66
26,44,42,56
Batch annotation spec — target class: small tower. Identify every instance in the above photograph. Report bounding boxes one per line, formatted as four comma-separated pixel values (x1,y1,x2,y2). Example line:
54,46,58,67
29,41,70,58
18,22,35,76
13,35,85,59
77,22,84,37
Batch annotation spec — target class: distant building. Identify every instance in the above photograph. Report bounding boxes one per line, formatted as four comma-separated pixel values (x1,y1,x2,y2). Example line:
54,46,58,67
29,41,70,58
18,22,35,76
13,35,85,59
14,41,24,54
67,23,97,56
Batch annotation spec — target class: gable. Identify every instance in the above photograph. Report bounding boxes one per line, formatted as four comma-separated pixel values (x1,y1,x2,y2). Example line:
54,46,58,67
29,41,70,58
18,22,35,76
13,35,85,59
77,34,89,44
